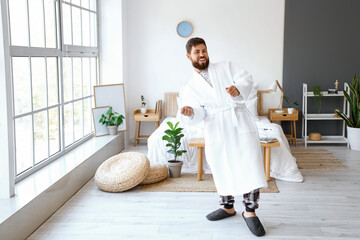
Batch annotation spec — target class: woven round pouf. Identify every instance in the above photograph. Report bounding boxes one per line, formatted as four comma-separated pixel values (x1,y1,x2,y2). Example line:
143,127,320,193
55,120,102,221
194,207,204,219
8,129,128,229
141,162,168,185
95,152,150,192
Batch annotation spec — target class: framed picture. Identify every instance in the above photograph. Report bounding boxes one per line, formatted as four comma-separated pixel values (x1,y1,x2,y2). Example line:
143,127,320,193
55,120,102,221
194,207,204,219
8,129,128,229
92,106,110,137
94,84,127,132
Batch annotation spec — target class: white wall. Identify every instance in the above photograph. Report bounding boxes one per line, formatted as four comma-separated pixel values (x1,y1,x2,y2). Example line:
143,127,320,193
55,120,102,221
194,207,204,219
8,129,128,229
99,0,123,85
102,0,285,145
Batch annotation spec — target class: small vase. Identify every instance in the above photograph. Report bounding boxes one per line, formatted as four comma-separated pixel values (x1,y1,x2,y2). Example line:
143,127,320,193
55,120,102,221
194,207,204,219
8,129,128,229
108,125,118,135
140,108,147,114
288,108,294,114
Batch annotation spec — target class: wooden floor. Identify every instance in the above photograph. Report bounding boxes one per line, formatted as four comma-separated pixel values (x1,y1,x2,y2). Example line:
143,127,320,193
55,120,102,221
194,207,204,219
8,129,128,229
28,144,360,240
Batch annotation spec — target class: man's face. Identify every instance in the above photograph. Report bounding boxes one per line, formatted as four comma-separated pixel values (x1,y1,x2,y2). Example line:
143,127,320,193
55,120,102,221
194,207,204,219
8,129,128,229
187,44,210,71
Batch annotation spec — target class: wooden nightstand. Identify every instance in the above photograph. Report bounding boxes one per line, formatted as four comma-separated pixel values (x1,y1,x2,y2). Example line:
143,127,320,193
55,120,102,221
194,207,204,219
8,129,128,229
269,108,298,146
133,100,162,146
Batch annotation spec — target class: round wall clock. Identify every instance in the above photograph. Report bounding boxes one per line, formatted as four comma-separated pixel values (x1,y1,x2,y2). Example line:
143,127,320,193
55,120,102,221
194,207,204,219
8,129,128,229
176,21,193,38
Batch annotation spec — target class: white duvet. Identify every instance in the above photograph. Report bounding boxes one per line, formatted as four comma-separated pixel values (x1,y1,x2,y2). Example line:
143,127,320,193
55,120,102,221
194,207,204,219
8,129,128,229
147,116,303,183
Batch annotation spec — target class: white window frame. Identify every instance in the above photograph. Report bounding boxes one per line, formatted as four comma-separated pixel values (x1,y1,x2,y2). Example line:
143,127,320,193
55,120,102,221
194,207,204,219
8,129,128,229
1,0,99,184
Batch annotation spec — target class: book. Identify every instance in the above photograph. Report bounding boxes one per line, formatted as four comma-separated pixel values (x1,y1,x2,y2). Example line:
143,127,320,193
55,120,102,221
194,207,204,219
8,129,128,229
259,137,277,143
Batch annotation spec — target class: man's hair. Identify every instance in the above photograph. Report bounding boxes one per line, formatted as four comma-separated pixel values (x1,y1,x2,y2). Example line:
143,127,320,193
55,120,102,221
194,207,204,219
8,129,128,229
186,37,207,54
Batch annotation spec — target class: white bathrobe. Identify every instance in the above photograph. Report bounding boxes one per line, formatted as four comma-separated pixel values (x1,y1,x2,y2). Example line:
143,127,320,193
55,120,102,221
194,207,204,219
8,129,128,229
181,62,268,195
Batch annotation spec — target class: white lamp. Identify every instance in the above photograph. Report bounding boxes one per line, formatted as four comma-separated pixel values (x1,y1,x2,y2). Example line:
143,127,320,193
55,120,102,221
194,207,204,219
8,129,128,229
257,80,284,116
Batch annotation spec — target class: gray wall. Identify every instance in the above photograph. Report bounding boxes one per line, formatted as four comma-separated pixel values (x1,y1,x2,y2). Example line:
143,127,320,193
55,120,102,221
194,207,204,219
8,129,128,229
283,0,360,137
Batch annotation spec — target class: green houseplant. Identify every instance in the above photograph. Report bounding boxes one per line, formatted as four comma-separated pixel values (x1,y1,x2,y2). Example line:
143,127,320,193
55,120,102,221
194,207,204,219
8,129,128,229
162,121,187,177
336,73,360,151
140,95,147,114
99,107,125,135
312,85,322,113
283,95,299,114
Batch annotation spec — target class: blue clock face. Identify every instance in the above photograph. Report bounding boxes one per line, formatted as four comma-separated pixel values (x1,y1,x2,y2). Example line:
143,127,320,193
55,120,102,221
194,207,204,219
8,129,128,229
177,21,193,38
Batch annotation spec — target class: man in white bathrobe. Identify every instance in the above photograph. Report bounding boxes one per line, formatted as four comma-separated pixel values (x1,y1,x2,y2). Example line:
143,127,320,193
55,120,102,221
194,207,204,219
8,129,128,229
180,38,268,237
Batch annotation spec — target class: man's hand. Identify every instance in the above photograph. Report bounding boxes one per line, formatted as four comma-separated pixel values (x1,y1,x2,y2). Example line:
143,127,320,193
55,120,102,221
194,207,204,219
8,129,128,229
226,85,240,97
180,106,194,116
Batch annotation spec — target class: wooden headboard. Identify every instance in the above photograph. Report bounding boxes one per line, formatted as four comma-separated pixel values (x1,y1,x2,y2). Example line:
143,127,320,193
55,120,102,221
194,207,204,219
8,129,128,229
163,89,281,117
164,92,179,117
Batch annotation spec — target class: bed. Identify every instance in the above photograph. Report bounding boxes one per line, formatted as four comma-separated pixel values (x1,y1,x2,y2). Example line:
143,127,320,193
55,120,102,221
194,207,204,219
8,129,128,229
147,90,303,183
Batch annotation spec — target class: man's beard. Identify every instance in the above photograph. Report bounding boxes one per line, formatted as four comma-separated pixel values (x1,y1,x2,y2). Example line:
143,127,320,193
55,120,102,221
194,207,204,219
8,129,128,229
191,57,210,70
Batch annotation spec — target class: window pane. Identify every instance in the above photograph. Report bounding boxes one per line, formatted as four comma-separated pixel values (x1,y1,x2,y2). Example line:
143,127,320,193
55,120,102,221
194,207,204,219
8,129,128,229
81,0,89,9
49,107,60,156
82,58,90,96
9,0,29,46
64,103,73,147
73,57,82,99
28,0,45,47
90,12,97,47
82,10,90,46
62,3,72,45
47,57,59,106
63,57,73,102
15,116,33,174
83,98,91,135
89,0,96,11
13,57,31,115
72,0,80,7
34,111,48,164
44,0,57,48
72,7,81,46
32,57,47,110
74,100,83,141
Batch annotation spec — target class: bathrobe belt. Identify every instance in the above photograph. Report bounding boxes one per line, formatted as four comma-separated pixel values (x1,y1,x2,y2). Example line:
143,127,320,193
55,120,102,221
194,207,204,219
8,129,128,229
205,103,245,128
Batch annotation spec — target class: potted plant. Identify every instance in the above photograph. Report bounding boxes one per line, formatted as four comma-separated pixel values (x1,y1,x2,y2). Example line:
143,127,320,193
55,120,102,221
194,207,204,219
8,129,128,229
283,95,299,114
140,95,147,114
162,121,187,177
99,107,125,135
336,73,360,151
312,85,322,113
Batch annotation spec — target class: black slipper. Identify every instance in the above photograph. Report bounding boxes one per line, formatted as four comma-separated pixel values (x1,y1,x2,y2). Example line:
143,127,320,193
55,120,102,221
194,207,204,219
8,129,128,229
242,212,266,237
206,208,236,221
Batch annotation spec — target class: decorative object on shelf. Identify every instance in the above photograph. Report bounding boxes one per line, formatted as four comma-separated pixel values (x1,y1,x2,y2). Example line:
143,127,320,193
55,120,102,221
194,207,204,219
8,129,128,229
311,85,322,113
335,80,339,90
162,121,187,177
328,80,339,94
176,21,193,38
140,95,147,114
98,106,125,135
335,73,360,151
309,132,322,141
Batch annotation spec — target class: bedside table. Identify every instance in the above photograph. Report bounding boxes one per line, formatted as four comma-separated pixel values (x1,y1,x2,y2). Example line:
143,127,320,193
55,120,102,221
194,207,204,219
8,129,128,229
269,108,298,146
133,100,162,146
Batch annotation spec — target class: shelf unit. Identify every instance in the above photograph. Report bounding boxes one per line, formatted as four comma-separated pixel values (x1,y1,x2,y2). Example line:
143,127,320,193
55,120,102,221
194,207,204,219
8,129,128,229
302,83,350,147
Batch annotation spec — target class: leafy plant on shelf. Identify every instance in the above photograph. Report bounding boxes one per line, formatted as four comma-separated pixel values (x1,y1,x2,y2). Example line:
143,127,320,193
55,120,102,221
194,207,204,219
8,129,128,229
99,107,125,126
336,73,360,128
141,95,146,108
283,95,299,108
312,85,322,113
162,121,187,162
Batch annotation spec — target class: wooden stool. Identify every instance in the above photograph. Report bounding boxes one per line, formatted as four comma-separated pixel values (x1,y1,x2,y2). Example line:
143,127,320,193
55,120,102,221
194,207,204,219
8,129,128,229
189,138,280,181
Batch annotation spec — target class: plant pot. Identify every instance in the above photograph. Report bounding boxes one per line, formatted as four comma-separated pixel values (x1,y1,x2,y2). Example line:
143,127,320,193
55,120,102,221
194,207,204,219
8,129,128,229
288,108,294,114
140,108,147,114
347,126,360,151
108,125,118,135
167,160,183,178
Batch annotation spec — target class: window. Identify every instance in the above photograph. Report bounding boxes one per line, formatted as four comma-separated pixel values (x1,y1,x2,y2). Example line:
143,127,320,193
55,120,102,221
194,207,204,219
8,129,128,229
6,0,98,180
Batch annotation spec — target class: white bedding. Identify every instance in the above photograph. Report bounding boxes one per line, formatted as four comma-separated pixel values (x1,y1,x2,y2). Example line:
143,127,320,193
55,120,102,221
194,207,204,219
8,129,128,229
147,116,303,182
